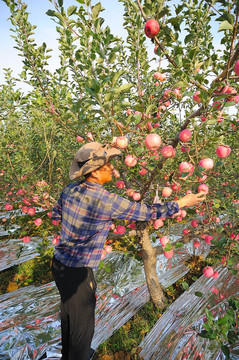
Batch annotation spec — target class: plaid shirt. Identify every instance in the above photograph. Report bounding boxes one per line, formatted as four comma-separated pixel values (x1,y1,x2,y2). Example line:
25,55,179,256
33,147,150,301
51,181,179,269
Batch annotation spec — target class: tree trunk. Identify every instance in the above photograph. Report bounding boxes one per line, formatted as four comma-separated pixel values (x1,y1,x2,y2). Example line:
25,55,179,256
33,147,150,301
136,222,166,308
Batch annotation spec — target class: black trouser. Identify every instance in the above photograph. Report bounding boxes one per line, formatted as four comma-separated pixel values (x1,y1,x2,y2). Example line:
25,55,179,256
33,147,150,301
52,256,97,360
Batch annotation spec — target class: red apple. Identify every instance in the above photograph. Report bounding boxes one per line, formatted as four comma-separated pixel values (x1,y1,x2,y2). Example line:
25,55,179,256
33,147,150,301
5,203,13,211
23,236,31,243
203,266,214,277
104,245,112,254
153,72,161,80
125,188,134,196
171,182,180,191
154,219,164,229
52,237,59,245
199,158,214,170
216,145,231,158
160,236,169,247
193,240,201,248
162,187,172,197
181,210,187,218
144,19,160,38
158,73,166,81
193,91,201,103
191,220,198,228
198,184,209,194
205,235,213,244
28,207,36,216
22,206,28,213
116,136,128,149
125,155,137,167
178,162,194,175
234,60,239,76
179,129,192,142
101,251,106,260
164,250,174,259
132,192,141,201
161,145,176,158
145,134,161,150
139,168,147,175
76,136,84,143
116,225,125,234
116,180,125,189
34,218,43,226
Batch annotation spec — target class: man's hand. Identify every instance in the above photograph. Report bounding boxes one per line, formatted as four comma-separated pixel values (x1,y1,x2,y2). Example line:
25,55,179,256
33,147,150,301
176,191,207,208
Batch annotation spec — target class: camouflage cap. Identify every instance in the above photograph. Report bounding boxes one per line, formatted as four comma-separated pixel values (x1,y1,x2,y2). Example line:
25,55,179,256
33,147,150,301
69,142,121,180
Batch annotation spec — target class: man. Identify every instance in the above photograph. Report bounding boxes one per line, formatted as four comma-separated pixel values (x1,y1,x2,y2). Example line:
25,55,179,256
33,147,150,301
51,142,206,360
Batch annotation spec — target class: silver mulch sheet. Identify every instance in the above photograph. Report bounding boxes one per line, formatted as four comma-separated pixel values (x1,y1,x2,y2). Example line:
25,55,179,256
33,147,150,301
0,237,45,272
0,241,207,360
139,265,239,360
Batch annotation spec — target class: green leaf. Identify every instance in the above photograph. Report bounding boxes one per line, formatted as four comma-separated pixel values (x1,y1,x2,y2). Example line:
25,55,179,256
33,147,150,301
2,0,10,5
221,345,230,359
207,119,218,125
86,79,101,94
104,92,113,102
92,3,103,20
146,104,157,115
57,0,63,6
199,330,208,338
109,52,117,64
46,9,56,17
179,172,189,177
54,12,65,22
102,101,112,110
217,13,235,24
20,70,26,79
219,21,233,32
205,308,214,323
182,281,189,291
113,102,130,112
224,101,234,107
204,323,212,332
111,83,133,95
184,33,194,44
111,70,125,85
175,242,183,248
67,5,77,16
134,105,145,112
218,316,228,325
133,113,142,122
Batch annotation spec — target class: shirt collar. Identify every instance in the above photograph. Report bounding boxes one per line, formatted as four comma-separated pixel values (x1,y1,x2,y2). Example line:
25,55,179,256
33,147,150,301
84,180,105,188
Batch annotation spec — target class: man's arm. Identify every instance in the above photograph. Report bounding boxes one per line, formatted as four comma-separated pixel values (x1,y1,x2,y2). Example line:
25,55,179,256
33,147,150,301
109,192,179,221
108,191,207,221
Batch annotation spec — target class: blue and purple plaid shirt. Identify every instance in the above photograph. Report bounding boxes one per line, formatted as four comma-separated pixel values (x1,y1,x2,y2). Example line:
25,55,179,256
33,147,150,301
51,181,179,269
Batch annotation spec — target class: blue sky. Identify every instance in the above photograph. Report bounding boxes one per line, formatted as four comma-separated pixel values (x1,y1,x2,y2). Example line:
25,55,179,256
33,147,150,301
0,0,128,88
0,0,223,91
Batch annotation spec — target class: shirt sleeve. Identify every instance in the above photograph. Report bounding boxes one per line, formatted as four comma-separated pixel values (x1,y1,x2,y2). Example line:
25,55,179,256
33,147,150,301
51,196,62,221
108,192,179,221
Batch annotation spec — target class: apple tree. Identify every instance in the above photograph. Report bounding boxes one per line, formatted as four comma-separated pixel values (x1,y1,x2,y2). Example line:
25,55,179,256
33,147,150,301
0,0,238,308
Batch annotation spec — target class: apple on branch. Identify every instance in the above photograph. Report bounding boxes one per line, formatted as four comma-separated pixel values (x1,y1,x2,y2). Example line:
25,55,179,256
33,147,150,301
144,19,160,38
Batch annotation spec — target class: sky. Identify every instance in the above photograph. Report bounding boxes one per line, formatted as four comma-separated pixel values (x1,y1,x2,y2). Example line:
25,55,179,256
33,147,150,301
0,0,224,92
0,0,130,90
